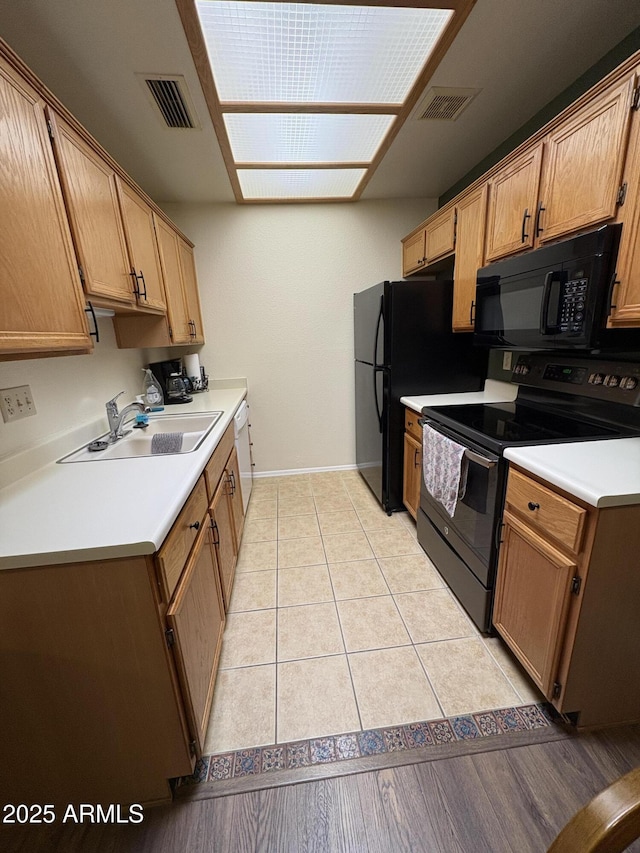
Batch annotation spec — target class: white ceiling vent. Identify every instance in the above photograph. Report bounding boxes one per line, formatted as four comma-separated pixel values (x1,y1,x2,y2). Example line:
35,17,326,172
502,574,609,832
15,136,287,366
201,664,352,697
137,74,200,129
414,87,480,121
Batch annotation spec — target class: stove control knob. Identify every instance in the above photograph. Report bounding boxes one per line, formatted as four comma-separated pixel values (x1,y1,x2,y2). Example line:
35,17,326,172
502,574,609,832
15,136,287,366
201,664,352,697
588,373,604,385
621,376,638,390
604,374,620,387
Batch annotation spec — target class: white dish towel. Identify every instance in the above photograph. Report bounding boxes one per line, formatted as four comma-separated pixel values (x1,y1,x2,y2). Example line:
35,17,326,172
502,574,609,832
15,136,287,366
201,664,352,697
422,424,468,517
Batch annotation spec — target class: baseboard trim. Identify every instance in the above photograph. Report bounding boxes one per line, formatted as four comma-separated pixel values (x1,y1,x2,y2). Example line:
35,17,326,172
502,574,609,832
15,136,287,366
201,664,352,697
254,464,358,479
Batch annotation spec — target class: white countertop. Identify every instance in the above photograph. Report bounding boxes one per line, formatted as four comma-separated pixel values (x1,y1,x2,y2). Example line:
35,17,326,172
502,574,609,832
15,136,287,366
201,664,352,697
0,387,246,570
504,438,640,508
401,379,518,413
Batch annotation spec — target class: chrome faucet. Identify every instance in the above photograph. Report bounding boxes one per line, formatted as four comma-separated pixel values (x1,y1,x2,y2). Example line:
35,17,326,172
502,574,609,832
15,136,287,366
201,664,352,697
105,391,148,441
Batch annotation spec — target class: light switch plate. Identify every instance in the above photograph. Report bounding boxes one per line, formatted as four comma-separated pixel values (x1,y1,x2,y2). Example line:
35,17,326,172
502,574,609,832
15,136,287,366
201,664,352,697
502,351,513,371
0,385,37,423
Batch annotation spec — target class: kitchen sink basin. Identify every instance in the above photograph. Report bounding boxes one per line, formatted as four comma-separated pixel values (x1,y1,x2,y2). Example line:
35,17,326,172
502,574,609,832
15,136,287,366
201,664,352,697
58,412,223,463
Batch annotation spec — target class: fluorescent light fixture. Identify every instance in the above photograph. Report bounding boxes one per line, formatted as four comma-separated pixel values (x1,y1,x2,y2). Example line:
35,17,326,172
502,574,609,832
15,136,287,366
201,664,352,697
196,2,453,105
224,113,395,163
237,168,367,199
183,0,463,201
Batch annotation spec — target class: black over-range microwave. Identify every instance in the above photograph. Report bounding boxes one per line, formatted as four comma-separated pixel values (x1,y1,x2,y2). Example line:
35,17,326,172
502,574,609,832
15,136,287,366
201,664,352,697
473,224,640,351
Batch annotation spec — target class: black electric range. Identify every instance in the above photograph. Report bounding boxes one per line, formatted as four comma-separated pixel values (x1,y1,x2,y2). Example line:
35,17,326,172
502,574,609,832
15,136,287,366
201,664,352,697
416,354,640,631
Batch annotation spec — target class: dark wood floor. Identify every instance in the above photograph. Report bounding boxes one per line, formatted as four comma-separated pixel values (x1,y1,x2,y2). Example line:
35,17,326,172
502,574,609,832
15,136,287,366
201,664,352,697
3,724,640,853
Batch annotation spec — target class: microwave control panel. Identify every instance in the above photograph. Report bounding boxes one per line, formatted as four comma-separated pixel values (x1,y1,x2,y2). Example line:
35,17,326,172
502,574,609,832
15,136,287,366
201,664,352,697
558,279,588,332
513,354,640,407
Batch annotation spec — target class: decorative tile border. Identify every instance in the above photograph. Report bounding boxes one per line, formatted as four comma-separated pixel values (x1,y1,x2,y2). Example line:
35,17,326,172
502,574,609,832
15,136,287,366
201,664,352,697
176,703,559,788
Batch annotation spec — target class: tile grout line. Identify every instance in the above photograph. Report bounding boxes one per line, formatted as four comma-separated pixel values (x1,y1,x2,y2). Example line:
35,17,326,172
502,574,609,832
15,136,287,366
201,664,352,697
274,487,280,745
322,494,365,734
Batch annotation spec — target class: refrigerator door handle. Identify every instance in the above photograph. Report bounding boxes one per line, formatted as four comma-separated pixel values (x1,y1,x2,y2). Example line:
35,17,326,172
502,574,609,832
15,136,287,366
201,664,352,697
374,367,384,432
373,295,385,368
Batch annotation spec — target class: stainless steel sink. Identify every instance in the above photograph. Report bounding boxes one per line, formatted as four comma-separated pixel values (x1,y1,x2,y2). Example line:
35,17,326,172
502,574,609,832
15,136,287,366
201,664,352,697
58,412,223,463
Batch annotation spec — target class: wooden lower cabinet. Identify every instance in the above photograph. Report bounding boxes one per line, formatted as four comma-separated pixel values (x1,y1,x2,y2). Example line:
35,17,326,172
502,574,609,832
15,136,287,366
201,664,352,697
403,407,423,520
167,520,225,754
493,510,577,697
0,556,195,809
0,420,248,807
403,432,422,520
226,446,245,546
205,422,245,610
210,474,238,609
493,466,640,728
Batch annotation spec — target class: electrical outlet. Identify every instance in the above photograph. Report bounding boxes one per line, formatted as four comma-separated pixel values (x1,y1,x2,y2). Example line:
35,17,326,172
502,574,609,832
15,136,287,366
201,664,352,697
502,351,513,371
0,385,37,423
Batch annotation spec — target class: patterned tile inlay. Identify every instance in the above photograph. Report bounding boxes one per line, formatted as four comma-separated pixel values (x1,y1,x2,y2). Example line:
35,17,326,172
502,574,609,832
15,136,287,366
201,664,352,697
176,704,558,787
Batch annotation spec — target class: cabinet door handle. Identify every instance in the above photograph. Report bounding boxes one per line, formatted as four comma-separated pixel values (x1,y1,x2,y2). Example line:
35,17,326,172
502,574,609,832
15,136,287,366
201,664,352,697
528,501,540,511
130,269,147,300
414,448,420,468
534,202,545,237
210,518,220,546
469,300,476,325
229,470,236,495
189,520,200,530
521,208,530,243
85,301,99,343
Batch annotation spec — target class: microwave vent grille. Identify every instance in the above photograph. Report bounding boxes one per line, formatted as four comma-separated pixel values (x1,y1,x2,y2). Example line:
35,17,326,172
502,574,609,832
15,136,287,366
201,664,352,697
415,87,480,122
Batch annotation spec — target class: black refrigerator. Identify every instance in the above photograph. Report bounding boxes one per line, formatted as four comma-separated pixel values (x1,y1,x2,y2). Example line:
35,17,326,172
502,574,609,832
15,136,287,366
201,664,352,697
354,279,488,513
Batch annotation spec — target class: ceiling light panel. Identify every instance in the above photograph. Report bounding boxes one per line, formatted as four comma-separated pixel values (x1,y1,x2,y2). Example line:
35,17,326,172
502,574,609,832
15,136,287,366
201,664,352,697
224,113,395,163
195,1,453,104
237,168,367,199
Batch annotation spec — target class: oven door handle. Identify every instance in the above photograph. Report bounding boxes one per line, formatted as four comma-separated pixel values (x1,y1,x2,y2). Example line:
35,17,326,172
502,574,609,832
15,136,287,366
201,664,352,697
419,418,498,469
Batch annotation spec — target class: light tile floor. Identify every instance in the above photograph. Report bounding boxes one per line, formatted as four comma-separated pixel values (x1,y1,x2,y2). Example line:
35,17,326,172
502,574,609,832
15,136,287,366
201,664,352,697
204,470,543,755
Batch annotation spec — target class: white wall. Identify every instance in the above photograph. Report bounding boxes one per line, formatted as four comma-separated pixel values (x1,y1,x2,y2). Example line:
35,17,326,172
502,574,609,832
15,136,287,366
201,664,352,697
0,319,171,460
163,198,436,474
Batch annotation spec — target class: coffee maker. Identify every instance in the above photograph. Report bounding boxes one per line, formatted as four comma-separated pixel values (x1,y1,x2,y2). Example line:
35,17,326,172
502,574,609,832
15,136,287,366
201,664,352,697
148,360,193,405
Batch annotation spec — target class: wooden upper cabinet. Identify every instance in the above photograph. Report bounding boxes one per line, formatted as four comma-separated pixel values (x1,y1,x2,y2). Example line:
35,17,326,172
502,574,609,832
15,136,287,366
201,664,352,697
608,80,640,328
452,184,487,332
154,215,192,344
537,74,636,244
47,110,135,308
402,228,427,276
178,240,205,344
0,56,91,357
425,206,456,264
485,143,543,262
116,178,166,313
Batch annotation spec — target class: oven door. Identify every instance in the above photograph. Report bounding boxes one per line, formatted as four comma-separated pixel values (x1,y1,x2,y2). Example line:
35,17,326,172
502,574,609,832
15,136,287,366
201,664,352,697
418,418,503,587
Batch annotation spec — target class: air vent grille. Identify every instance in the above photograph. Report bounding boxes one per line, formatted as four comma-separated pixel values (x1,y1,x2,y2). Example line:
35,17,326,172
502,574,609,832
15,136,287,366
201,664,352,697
144,77,196,128
415,87,480,122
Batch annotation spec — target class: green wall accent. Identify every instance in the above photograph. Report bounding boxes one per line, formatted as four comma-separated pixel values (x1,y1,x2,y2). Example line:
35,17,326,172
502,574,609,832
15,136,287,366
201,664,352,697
439,26,640,207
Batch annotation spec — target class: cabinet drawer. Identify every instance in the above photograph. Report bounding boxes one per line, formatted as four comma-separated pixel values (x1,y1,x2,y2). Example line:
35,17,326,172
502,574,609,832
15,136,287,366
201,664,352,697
405,408,422,442
157,476,209,601
505,468,586,554
204,421,235,500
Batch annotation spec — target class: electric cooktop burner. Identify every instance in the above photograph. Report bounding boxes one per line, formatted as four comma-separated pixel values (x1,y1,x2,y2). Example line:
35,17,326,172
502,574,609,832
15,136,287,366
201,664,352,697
422,354,640,455
426,401,620,447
